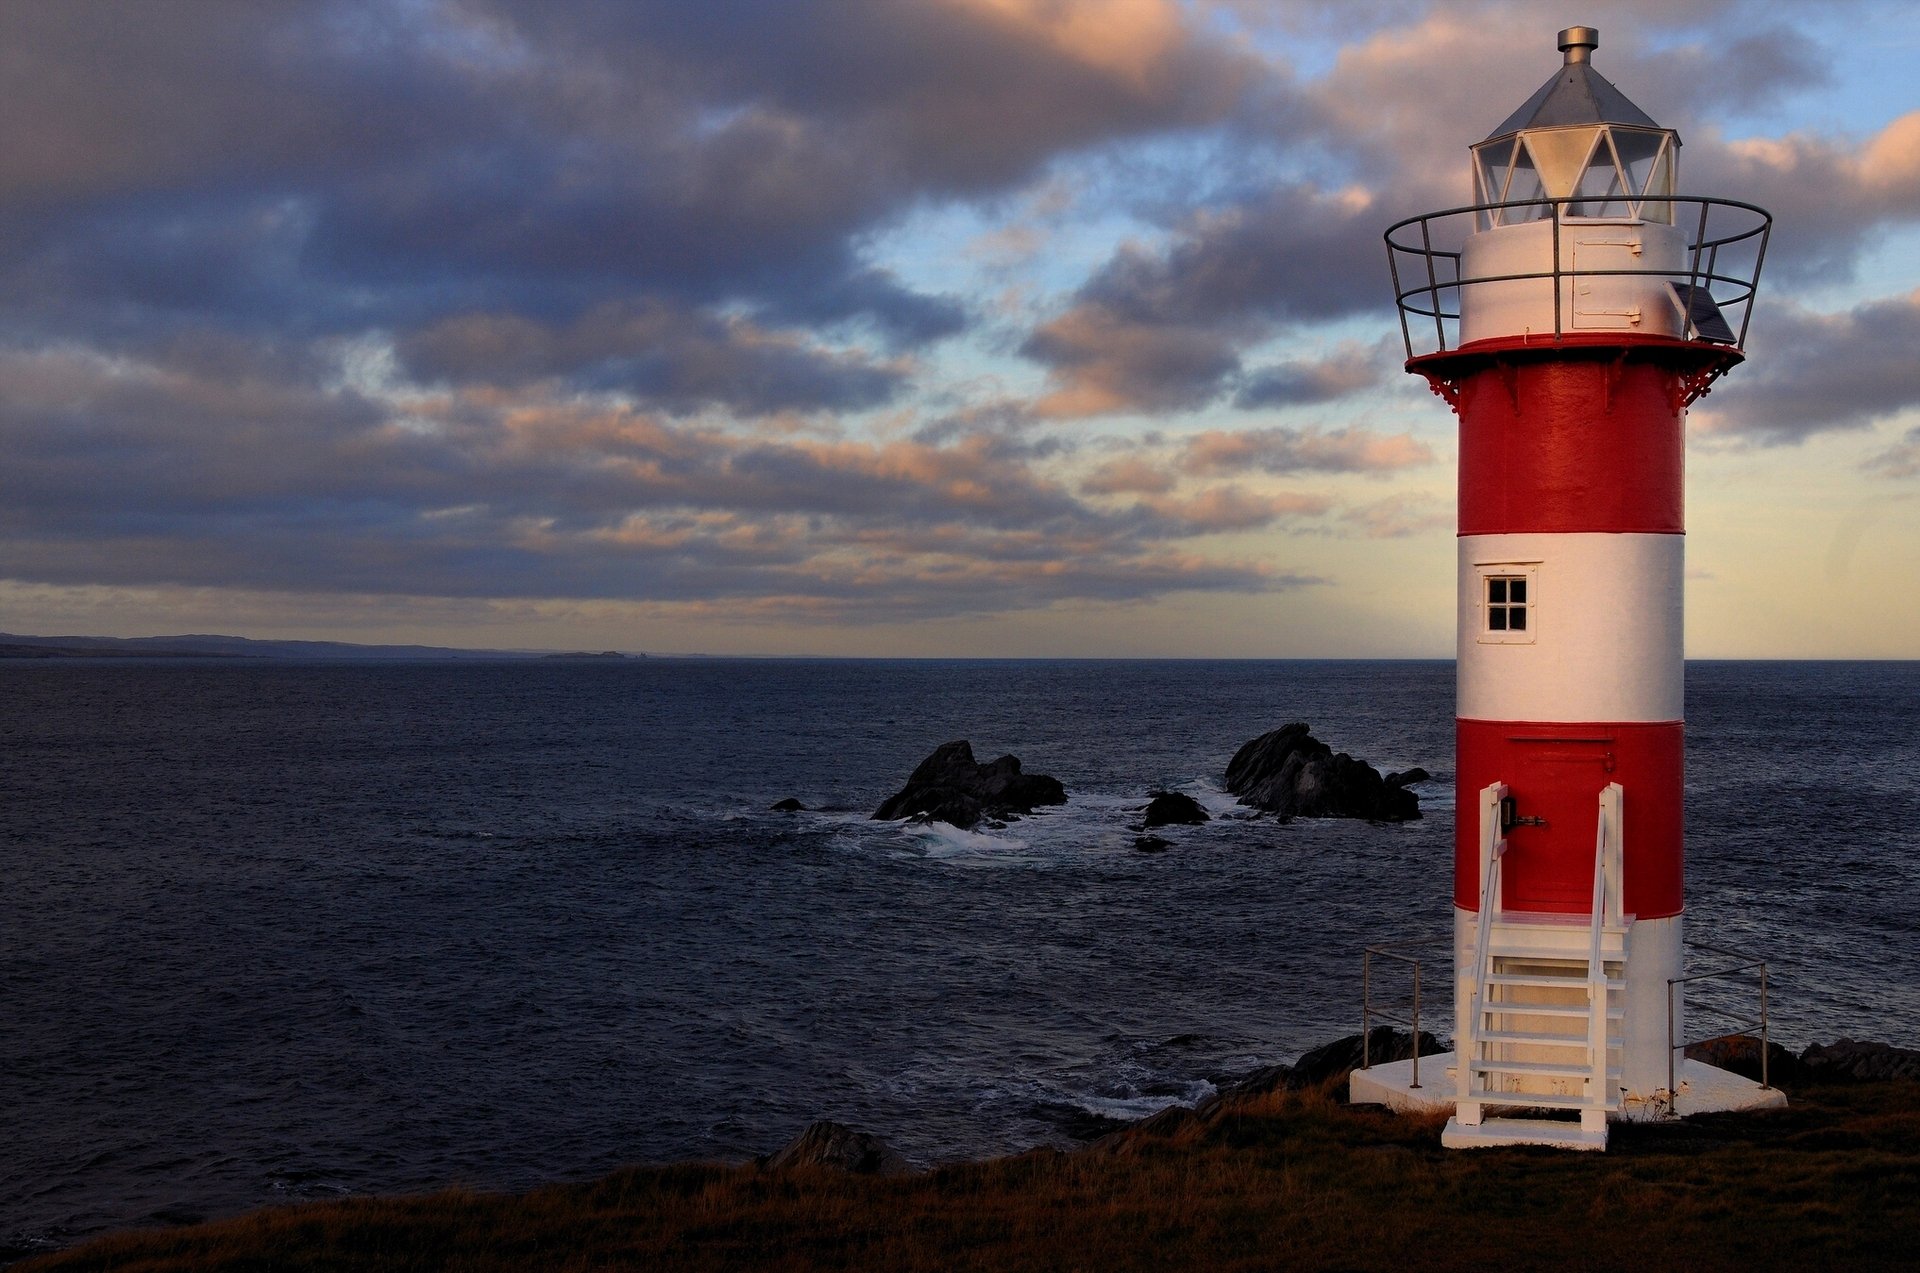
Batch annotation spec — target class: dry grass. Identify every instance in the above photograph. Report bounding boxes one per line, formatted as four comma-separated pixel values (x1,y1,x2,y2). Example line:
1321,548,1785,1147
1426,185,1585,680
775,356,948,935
20,1080,1920,1272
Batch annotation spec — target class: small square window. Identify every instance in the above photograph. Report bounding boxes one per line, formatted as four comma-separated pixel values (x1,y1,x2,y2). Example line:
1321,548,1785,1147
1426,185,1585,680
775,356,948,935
1483,572,1534,642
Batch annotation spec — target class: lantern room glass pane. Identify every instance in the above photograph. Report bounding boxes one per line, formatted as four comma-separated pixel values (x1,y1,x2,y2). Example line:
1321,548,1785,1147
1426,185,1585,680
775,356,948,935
1615,129,1665,196
1477,140,1512,203
1615,129,1675,223
1501,147,1547,224
1569,132,1630,217
1524,127,1601,201
1474,140,1515,230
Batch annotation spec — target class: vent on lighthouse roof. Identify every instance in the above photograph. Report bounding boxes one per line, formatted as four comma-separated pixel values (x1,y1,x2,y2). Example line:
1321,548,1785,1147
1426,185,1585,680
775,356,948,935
1484,26,1662,141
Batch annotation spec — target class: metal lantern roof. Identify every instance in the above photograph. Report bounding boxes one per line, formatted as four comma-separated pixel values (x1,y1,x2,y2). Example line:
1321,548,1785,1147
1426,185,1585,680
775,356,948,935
1483,26,1665,143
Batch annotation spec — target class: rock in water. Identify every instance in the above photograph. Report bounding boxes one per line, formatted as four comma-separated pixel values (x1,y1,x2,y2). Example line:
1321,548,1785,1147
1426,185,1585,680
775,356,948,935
872,739,1066,829
1223,722,1421,821
768,797,806,812
761,1121,912,1176
1141,791,1210,829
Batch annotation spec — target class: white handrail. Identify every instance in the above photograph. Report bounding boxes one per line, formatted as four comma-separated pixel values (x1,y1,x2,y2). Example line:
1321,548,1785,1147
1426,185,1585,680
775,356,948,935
1460,782,1510,1120
1588,782,1624,1107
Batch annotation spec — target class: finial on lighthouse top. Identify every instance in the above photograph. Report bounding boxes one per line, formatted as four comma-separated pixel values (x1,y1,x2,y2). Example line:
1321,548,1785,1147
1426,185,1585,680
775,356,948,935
1558,26,1598,64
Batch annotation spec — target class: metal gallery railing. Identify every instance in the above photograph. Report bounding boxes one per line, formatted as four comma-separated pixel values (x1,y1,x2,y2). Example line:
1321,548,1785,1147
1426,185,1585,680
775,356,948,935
1384,194,1772,360
1361,936,1451,1089
1668,939,1772,1097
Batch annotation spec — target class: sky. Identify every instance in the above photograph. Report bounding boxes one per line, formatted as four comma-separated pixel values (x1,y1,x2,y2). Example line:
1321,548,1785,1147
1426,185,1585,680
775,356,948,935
2,0,1917,657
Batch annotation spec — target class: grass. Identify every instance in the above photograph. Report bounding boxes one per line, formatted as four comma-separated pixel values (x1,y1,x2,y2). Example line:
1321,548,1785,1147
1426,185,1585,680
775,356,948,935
19,1080,1920,1272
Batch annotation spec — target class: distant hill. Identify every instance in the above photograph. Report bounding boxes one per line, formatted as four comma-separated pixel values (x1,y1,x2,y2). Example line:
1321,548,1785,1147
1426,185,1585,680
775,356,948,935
0,632,567,660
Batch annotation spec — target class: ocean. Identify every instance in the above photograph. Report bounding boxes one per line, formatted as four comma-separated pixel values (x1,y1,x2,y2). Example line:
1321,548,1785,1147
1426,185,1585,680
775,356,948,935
3,658,1917,1255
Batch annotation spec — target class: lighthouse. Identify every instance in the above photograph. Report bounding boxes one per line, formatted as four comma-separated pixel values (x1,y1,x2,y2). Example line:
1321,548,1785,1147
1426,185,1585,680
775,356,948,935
1358,27,1777,1148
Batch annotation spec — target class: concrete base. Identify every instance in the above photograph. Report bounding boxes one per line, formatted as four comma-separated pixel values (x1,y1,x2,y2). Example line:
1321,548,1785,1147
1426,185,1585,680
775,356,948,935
1349,1052,1788,1125
1442,1116,1608,1151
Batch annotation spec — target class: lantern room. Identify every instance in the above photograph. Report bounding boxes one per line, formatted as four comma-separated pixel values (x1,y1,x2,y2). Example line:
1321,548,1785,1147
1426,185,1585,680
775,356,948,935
1471,27,1678,229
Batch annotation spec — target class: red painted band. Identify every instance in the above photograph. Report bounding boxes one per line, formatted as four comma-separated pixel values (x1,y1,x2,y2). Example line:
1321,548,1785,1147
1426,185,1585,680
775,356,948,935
1455,718,1683,919
1454,357,1686,535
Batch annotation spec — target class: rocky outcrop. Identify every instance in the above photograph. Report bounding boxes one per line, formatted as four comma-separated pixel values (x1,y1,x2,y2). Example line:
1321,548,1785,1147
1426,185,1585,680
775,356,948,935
872,740,1066,829
768,798,806,812
1206,1028,1449,1105
760,1121,913,1176
1290,1028,1448,1088
1140,791,1209,829
1801,1038,1920,1082
1223,723,1421,821
1685,1034,1811,1087
1133,835,1171,853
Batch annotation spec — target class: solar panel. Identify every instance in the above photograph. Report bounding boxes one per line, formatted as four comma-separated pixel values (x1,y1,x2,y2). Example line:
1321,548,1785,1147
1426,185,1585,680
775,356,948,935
1669,282,1737,344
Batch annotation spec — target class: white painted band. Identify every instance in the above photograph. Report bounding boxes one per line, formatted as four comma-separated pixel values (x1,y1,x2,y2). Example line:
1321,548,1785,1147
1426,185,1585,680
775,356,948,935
1460,218,1688,344
1457,532,1683,723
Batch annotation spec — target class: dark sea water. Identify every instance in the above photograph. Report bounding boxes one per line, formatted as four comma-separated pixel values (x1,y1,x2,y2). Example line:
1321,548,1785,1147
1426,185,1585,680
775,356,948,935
3,658,1918,1255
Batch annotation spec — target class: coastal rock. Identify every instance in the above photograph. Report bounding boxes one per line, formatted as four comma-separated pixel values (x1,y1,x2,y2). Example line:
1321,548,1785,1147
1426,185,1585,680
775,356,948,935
1141,791,1210,829
1384,767,1430,788
760,1120,913,1177
872,740,1066,830
1133,835,1172,853
769,797,806,812
1290,1028,1449,1088
1685,1034,1810,1087
1223,723,1421,822
1800,1038,1920,1082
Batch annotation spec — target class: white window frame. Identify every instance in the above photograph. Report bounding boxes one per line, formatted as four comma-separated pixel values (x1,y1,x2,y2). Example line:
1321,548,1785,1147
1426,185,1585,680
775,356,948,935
1475,560,1540,645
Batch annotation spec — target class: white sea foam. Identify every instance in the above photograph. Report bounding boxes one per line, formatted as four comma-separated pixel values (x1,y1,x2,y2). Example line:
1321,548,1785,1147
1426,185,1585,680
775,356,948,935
907,820,1032,861
1067,1079,1217,1122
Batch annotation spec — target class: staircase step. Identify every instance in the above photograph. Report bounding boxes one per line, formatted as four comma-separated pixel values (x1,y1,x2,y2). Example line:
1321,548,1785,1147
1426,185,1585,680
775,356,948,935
1478,1028,1607,1047
1442,1116,1608,1151
1491,909,1632,929
1487,944,1625,961
1468,1059,1623,1079
1458,1086,1619,1110
1484,973,1624,989
1478,1002,1624,1021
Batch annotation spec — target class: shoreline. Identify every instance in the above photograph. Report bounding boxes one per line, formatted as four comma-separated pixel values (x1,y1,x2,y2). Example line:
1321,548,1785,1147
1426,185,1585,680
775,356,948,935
15,1033,1919,1271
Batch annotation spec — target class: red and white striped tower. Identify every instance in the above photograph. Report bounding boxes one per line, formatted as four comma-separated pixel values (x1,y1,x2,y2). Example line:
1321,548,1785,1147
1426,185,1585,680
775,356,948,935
1384,27,1772,1147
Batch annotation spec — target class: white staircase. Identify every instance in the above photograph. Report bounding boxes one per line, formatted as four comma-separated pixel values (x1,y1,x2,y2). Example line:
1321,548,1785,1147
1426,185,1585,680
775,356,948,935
1445,782,1628,1150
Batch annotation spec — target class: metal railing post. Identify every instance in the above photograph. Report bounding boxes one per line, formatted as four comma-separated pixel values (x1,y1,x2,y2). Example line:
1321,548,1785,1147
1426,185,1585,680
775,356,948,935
1760,965,1771,1090
1667,977,1678,1102
1362,950,1373,1070
1551,202,1563,340
1418,217,1445,351
1410,962,1422,1089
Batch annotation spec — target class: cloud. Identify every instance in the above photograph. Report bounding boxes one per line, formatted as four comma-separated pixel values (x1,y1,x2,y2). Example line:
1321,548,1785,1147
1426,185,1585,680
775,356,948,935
1181,425,1433,475
1234,340,1389,409
1866,426,1920,479
1022,300,1246,417
1020,184,1388,415
0,0,1261,359
1696,291,1920,444
0,340,1327,621
1080,456,1177,496
1341,492,1452,539
1132,485,1332,534
398,301,909,415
